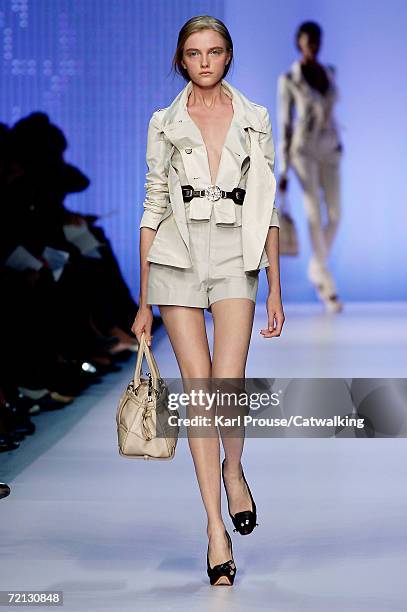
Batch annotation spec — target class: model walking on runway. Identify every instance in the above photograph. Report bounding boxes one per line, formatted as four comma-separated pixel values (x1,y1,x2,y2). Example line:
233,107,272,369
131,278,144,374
277,21,344,312
132,15,284,586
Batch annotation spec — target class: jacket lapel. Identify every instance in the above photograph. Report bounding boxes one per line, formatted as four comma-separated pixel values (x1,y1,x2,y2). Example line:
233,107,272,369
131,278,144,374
158,78,273,270
224,82,276,270
161,78,267,156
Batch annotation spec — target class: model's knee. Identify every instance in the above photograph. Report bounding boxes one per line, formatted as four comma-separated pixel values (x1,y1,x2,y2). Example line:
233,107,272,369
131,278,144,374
305,209,322,226
212,367,245,379
180,363,212,379
327,205,341,225
303,199,321,225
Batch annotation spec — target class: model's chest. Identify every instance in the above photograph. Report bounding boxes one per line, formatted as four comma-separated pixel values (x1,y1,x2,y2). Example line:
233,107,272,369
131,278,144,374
163,120,251,190
186,105,234,157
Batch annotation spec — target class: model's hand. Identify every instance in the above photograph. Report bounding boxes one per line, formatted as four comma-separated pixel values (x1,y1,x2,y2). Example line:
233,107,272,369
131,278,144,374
260,293,285,338
278,176,288,192
131,305,154,346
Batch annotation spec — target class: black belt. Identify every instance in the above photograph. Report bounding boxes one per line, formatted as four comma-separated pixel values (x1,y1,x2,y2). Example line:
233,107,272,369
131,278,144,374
181,185,246,205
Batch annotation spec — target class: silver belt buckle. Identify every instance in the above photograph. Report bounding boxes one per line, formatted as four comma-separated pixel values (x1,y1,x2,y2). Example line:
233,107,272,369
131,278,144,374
204,185,222,201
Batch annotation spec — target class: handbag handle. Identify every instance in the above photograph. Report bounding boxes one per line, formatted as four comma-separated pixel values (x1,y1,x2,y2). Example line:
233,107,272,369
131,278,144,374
278,188,288,214
279,188,296,219
133,332,161,391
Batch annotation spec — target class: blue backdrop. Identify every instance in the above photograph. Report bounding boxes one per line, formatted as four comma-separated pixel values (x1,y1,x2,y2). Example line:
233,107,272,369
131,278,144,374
1,0,405,306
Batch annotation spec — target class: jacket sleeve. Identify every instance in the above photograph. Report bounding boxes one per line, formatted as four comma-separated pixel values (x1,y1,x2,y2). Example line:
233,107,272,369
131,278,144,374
277,74,294,176
258,108,280,228
139,111,171,230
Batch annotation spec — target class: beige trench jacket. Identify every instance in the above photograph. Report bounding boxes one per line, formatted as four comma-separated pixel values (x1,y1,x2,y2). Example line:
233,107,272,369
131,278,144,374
277,60,342,174
139,78,280,272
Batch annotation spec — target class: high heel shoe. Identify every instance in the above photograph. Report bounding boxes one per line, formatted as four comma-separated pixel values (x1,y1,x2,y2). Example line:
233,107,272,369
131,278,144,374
207,529,236,586
315,283,344,313
222,458,259,535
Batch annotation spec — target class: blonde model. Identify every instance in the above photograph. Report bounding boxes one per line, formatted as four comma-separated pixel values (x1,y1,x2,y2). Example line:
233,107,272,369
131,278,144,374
131,15,284,586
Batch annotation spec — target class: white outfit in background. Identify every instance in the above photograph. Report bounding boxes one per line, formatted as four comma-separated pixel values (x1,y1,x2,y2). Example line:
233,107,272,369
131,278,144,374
277,59,343,296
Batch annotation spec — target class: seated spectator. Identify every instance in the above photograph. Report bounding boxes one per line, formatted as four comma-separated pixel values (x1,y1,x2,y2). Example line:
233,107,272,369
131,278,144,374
0,113,162,456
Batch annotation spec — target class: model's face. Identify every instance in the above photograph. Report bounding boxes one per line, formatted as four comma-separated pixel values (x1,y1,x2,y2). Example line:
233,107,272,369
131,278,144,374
298,32,320,60
181,29,231,85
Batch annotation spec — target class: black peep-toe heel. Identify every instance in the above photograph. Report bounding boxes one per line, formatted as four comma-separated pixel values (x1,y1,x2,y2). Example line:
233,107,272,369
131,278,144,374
207,529,236,586
222,458,259,535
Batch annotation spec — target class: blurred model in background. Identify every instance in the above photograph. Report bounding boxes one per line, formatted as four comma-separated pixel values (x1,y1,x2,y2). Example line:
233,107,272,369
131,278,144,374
277,21,343,313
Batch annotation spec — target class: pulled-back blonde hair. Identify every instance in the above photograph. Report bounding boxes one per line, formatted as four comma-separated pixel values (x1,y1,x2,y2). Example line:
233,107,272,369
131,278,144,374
171,15,234,82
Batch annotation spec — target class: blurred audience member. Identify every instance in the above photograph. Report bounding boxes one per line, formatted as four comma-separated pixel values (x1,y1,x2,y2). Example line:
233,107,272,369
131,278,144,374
0,113,161,457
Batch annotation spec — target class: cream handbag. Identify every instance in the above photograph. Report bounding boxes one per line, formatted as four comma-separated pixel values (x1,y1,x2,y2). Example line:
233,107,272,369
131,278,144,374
278,190,299,256
116,332,179,460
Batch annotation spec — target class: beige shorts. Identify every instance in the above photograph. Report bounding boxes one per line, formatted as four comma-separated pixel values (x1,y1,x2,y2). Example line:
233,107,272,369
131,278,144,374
147,210,259,312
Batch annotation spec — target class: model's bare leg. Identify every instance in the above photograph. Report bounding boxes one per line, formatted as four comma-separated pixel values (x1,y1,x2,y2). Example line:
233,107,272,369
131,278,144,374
211,298,255,516
159,305,231,570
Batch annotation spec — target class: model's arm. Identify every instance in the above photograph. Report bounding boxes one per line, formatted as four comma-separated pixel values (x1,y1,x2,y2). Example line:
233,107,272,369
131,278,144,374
131,111,171,345
258,108,285,339
277,74,294,187
140,111,171,229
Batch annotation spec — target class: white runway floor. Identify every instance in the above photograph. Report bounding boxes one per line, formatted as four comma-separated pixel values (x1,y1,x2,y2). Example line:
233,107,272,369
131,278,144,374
1,302,407,611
